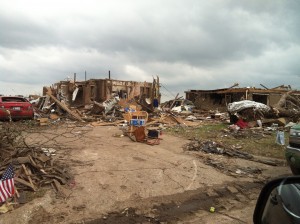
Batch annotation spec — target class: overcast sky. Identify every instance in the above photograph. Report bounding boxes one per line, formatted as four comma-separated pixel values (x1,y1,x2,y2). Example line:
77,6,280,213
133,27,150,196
0,0,299,100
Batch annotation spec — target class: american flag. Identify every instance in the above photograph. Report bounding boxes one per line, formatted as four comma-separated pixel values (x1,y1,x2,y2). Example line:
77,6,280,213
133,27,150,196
0,164,15,203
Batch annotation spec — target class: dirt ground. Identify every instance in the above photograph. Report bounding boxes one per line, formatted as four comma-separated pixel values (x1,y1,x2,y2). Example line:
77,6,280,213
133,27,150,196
1,123,291,224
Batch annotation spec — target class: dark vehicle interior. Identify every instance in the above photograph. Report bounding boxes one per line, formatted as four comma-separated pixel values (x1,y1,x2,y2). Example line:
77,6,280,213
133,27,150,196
1,97,27,102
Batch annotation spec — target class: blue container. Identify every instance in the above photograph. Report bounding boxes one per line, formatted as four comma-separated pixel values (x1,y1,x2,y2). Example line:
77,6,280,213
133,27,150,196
139,119,145,126
130,119,139,126
130,119,145,126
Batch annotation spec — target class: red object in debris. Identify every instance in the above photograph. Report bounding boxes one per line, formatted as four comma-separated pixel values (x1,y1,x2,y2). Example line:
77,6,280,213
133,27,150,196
236,119,248,129
68,179,76,188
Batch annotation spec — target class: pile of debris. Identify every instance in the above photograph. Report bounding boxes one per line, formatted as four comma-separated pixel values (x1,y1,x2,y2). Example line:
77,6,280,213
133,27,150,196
184,140,253,160
0,123,73,209
184,138,282,167
227,91,300,130
34,90,144,124
270,90,300,119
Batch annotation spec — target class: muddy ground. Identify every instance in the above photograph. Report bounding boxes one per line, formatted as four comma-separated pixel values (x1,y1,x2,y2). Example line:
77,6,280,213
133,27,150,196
1,123,290,223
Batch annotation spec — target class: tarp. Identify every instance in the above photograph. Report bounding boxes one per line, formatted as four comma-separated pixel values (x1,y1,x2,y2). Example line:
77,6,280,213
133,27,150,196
228,100,270,113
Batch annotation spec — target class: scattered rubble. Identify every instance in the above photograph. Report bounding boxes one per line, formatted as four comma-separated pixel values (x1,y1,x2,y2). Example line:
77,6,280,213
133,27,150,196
0,123,73,207
1,82,298,222
33,79,300,138
183,138,283,171
183,140,253,160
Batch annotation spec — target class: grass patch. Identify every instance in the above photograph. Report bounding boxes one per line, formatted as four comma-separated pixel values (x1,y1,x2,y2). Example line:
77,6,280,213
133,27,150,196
166,123,287,159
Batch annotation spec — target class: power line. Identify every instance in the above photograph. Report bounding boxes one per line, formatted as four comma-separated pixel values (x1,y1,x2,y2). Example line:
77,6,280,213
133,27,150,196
160,91,172,97
160,83,176,98
160,90,174,99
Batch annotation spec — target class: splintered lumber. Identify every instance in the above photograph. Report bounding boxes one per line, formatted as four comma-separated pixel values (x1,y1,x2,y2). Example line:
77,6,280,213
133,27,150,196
21,164,36,191
36,154,51,163
265,90,300,119
15,188,20,198
252,158,278,166
146,120,161,126
38,118,49,126
287,94,300,107
91,120,123,126
15,177,36,191
49,113,60,120
0,121,73,201
53,167,71,179
28,155,38,167
52,179,72,198
43,174,67,185
273,91,295,109
168,114,186,125
169,93,179,109
17,157,31,164
46,92,84,122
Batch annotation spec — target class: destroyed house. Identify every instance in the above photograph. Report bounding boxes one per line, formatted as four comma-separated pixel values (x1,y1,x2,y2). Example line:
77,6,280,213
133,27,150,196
43,77,160,108
185,86,300,110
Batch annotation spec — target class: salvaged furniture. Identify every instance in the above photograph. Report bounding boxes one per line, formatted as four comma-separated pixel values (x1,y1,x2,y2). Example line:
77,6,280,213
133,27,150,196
123,111,148,140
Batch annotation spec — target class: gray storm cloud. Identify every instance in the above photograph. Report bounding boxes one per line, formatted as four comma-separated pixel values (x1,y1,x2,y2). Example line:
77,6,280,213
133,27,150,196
0,0,299,99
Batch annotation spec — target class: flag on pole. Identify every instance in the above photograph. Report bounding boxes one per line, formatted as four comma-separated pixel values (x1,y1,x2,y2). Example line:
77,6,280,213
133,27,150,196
0,164,15,203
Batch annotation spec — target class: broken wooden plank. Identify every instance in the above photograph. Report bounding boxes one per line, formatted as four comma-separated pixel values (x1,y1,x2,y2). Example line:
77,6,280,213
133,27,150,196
15,177,36,191
46,92,84,122
146,120,161,126
36,154,51,163
53,167,71,179
38,118,49,126
21,164,36,191
91,120,123,126
43,174,67,185
17,156,31,164
52,179,72,198
49,113,60,120
28,155,37,167
169,114,186,125
169,93,179,109
252,158,278,166
15,188,20,199
273,90,295,109
28,155,43,169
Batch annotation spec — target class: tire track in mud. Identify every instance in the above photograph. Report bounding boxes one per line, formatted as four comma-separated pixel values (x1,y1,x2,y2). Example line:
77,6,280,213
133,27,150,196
81,180,265,224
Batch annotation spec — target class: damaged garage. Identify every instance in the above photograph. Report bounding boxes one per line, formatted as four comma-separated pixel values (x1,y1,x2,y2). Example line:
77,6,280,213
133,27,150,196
185,85,300,111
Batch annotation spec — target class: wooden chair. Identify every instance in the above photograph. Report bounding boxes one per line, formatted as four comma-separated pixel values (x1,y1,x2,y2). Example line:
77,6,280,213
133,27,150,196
122,111,148,139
